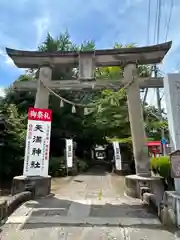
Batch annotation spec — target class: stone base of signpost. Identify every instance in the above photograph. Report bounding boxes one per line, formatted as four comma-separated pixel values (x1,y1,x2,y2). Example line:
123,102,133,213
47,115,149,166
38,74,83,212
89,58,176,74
11,175,51,198
125,174,164,205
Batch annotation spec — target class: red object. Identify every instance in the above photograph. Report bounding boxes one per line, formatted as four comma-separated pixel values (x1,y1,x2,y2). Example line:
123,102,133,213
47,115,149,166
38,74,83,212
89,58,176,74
146,141,161,147
28,108,52,122
146,141,161,157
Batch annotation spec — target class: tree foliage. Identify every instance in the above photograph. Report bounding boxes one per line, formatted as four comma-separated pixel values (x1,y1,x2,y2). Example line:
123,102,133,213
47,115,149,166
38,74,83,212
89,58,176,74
144,105,168,140
84,89,130,139
38,31,95,52
83,89,168,143
0,104,26,179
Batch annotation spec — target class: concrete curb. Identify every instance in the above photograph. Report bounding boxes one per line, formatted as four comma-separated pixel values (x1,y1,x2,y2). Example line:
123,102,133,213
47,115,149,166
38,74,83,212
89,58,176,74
0,191,32,222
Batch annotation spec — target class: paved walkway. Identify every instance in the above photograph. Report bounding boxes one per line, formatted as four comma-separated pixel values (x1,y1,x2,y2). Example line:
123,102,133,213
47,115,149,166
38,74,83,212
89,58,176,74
1,167,179,239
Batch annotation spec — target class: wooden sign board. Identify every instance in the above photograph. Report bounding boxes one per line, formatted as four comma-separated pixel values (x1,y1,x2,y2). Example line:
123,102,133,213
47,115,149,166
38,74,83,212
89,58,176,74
170,150,180,178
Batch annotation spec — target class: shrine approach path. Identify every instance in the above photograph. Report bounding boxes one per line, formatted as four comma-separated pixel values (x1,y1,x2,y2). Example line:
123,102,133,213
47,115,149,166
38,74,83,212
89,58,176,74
1,166,179,239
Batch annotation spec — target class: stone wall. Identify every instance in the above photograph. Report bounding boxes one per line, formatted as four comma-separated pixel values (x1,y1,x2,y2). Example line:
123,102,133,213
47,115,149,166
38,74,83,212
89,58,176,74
0,191,32,222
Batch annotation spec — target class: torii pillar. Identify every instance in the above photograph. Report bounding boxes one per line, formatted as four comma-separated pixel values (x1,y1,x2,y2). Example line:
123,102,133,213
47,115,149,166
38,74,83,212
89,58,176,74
34,65,52,109
124,64,150,177
124,64,165,201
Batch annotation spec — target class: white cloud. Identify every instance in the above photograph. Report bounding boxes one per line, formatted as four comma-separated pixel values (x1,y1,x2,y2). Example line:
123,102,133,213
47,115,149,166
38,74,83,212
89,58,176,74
0,49,3,56
4,56,15,67
0,87,5,98
33,17,50,46
0,47,16,67
0,48,6,57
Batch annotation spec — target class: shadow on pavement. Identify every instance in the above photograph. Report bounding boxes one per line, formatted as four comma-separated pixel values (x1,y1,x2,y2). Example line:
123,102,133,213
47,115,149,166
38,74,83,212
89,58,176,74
20,222,177,232
1,167,178,237
79,164,111,176
21,196,177,235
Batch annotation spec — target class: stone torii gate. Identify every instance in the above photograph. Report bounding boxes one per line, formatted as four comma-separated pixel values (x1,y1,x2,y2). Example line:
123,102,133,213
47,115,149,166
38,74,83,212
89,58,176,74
6,41,171,198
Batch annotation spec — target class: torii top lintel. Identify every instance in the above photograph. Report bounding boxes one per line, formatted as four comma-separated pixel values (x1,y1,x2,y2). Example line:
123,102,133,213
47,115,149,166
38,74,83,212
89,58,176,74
6,41,172,69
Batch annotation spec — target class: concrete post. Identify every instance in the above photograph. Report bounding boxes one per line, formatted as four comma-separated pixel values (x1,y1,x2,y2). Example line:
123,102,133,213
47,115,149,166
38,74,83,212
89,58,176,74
34,65,52,108
11,65,54,198
124,64,150,177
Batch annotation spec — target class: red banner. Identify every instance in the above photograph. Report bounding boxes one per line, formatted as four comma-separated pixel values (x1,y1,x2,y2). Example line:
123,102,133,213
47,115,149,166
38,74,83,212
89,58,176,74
28,108,52,122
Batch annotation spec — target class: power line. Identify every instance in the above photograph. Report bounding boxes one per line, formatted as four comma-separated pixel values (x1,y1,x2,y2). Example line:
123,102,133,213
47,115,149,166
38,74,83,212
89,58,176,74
160,92,164,101
156,0,162,44
143,88,148,106
144,0,151,105
153,0,166,153
165,0,174,42
174,63,180,73
147,0,151,45
153,0,159,43
164,0,177,72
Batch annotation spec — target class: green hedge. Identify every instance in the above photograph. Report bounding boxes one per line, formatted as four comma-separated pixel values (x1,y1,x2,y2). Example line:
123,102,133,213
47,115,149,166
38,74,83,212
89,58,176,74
150,156,171,179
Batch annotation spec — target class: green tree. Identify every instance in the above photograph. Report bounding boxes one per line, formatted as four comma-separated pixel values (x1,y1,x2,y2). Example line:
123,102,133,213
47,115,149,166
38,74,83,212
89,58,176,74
38,31,95,52
0,104,26,179
84,89,129,139
83,88,168,143
144,105,168,140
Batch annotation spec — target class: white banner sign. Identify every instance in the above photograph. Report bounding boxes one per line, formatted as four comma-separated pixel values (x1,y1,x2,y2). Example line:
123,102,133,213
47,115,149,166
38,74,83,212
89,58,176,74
66,139,73,167
23,108,52,177
113,142,122,170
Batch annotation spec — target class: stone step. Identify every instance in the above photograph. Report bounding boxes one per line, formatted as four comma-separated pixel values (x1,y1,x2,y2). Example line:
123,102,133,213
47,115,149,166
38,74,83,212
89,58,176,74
6,215,161,226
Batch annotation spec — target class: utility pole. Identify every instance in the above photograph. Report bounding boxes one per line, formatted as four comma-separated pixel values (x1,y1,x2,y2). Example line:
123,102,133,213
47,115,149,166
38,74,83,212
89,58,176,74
154,65,166,155
143,88,148,106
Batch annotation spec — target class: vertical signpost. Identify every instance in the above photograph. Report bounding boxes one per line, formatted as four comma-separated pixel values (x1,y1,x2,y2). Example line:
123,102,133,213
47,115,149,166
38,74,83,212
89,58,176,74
161,137,167,156
66,139,73,176
113,142,122,171
23,107,52,177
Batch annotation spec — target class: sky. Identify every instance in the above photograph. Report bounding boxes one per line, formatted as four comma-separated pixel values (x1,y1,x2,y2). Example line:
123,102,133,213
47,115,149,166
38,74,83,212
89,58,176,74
0,0,179,108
